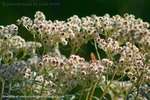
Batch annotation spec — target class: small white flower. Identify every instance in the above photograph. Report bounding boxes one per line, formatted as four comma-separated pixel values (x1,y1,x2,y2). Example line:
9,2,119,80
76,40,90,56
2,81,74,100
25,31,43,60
35,75,44,82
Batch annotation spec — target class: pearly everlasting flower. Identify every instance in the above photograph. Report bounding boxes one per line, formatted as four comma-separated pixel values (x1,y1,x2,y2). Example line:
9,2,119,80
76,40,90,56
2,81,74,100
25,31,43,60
102,58,113,66
96,36,121,53
34,11,46,21
29,54,106,95
0,11,150,98
0,24,18,37
35,75,44,82
17,16,33,30
10,36,26,49
24,68,32,79
89,61,104,74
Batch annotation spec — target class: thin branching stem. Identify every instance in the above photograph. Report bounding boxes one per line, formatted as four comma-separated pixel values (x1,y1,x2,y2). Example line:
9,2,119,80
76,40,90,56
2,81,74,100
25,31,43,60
99,68,118,100
0,77,4,100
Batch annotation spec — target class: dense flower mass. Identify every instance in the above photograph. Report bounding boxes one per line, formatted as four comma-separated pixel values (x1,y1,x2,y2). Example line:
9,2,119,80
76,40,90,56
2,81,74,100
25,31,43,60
23,54,105,95
0,11,150,99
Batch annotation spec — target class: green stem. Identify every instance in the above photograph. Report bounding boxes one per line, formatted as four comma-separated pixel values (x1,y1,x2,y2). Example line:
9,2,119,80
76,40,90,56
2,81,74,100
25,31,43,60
125,72,144,100
79,85,86,100
99,69,117,100
55,42,61,57
85,82,93,100
134,72,144,100
31,74,37,95
40,67,47,96
0,77,4,100
125,81,136,100
8,82,12,95
94,40,100,60
71,42,79,54
89,80,99,100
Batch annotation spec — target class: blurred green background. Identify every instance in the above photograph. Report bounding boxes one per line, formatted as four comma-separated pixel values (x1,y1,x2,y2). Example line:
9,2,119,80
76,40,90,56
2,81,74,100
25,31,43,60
0,0,150,25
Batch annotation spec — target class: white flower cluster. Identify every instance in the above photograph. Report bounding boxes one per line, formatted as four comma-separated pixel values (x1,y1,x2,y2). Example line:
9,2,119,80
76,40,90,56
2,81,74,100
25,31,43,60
94,14,150,47
17,11,150,52
39,54,104,77
119,42,147,81
96,37,121,53
0,24,18,37
96,35,148,81
0,24,42,64
111,14,150,46
0,11,150,98
16,12,95,48
23,54,106,95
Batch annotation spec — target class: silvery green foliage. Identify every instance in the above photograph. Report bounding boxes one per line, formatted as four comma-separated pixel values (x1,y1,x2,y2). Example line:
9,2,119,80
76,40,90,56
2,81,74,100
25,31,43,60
0,11,149,99
0,61,27,80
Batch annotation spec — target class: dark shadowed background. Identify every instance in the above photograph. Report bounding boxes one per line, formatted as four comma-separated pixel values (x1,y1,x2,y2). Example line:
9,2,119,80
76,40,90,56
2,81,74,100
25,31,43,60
0,0,150,25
